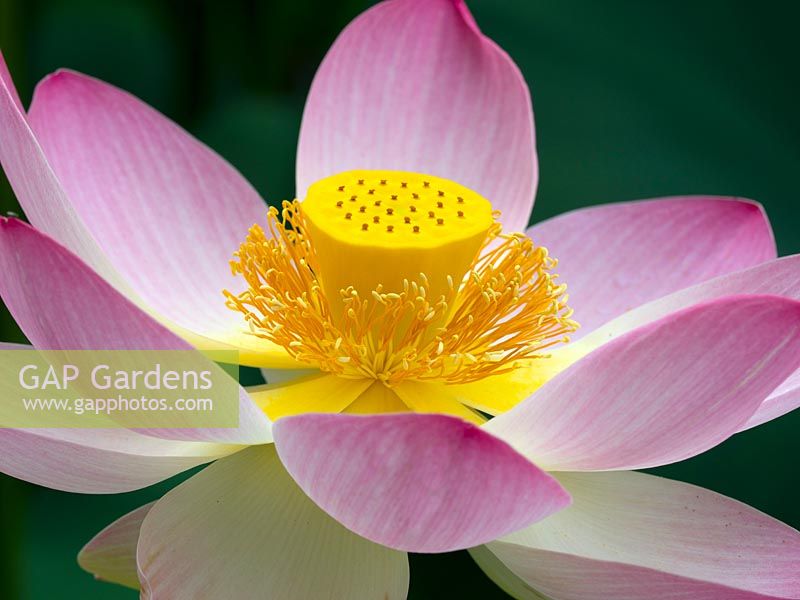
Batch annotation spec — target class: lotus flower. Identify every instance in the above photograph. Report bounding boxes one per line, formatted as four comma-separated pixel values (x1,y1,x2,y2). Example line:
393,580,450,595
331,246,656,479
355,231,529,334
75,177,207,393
2,0,800,598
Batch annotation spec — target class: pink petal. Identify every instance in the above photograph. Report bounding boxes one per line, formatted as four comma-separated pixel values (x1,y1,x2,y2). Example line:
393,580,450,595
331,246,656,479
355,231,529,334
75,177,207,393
27,69,268,345
527,197,776,339
486,295,800,471
273,413,570,553
137,445,409,599
0,429,232,493
0,52,122,285
747,369,800,430
0,218,271,444
79,503,153,589
296,0,536,232
473,470,800,600
580,255,800,430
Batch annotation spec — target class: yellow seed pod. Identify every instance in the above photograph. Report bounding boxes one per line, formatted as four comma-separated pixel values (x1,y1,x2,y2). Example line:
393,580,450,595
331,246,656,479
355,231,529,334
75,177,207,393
301,170,495,304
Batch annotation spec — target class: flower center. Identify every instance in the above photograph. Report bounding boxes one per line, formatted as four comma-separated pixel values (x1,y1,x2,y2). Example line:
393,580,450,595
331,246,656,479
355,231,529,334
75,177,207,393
301,170,495,310
224,170,577,388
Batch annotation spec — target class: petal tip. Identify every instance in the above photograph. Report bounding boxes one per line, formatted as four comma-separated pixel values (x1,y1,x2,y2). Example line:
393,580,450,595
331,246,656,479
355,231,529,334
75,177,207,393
0,215,29,231
32,68,89,103
450,0,481,33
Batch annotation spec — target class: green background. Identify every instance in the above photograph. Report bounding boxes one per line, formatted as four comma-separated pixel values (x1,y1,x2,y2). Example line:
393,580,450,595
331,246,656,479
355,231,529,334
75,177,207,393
1,0,799,598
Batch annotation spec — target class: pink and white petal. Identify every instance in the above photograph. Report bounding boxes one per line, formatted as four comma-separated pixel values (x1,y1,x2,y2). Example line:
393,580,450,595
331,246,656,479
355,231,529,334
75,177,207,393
0,218,271,444
0,429,236,493
528,197,776,340
0,219,176,350
0,341,28,351
576,254,800,431
0,55,293,368
470,545,552,600
79,503,153,590
273,413,570,553
581,255,800,346
296,0,536,232
137,445,409,599
27,70,269,347
472,470,800,600
745,369,800,430
486,295,800,471
475,552,791,600
0,53,123,287
459,255,800,433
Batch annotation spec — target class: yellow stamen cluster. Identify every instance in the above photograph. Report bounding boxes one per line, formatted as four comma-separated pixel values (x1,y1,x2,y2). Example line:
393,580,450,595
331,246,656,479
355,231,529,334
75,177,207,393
225,190,577,386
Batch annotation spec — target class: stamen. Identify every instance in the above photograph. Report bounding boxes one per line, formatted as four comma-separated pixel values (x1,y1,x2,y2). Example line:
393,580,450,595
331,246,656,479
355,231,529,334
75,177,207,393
224,174,577,387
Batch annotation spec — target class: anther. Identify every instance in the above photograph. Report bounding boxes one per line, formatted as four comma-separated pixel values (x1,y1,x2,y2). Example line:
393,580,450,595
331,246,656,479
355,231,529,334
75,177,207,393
413,225,420,233
361,223,369,231
404,216,411,224
345,213,352,220
436,201,443,208
357,179,364,185
457,210,464,218
423,181,430,188
428,211,435,218
386,208,394,215
350,195,357,202
457,197,464,204
401,182,408,188
438,190,445,197
437,218,444,226
387,225,394,232
391,194,398,200
359,206,367,213
374,200,382,207
336,200,343,208
380,179,387,185
338,185,345,192
410,205,417,212
412,193,419,199
373,216,380,224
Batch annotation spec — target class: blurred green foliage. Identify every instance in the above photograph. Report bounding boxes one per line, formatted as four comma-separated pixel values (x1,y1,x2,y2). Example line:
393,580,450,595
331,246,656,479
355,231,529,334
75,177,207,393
1,1,799,598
